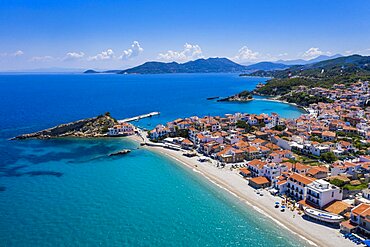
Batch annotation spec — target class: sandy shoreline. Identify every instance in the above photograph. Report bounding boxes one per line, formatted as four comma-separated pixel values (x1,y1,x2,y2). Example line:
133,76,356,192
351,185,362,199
254,97,310,113
127,133,356,247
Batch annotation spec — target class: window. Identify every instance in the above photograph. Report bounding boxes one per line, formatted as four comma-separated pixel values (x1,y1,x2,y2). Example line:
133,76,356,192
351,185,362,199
332,192,334,197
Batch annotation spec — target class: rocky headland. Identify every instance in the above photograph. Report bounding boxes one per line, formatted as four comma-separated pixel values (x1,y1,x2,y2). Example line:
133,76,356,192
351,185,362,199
12,113,117,140
217,90,253,102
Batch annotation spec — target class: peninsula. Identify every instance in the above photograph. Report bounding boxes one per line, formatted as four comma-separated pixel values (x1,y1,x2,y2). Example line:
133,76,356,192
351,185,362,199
12,112,117,139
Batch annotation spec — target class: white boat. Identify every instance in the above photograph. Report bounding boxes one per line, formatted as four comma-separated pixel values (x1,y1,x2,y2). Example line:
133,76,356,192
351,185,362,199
304,208,344,224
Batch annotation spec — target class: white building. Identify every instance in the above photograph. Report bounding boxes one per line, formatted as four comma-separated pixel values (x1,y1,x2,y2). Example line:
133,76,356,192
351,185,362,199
108,123,134,136
306,179,343,209
286,173,316,201
263,163,289,181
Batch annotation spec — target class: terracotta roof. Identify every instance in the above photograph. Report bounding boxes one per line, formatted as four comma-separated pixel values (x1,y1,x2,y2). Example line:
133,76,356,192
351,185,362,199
289,173,316,185
352,203,370,217
322,131,336,137
239,168,251,175
248,159,266,169
323,200,351,215
250,176,269,185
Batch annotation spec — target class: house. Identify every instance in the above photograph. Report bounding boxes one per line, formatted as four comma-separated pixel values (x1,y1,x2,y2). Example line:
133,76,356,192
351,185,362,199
149,124,169,139
263,163,289,181
216,146,245,163
181,138,193,150
321,131,336,141
291,162,311,175
239,168,251,178
247,159,266,177
345,203,370,236
286,173,316,201
108,123,134,136
330,161,361,177
271,135,291,150
305,179,343,209
307,166,329,179
244,146,261,160
249,176,270,189
323,200,352,218
336,141,354,153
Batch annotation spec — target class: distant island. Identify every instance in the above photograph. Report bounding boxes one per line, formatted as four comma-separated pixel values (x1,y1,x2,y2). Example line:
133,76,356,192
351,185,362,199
84,57,294,75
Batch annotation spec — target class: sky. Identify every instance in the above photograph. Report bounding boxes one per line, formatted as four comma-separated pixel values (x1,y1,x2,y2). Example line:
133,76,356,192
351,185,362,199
1,0,370,71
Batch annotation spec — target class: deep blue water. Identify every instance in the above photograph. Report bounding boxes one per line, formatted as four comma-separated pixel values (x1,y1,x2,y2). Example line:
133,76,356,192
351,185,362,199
0,73,307,246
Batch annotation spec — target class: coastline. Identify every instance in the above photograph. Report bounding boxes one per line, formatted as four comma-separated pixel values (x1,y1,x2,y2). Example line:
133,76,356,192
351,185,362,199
255,97,309,113
127,133,356,247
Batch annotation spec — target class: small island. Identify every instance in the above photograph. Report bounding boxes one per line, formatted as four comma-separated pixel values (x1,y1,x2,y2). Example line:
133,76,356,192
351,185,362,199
217,90,253,102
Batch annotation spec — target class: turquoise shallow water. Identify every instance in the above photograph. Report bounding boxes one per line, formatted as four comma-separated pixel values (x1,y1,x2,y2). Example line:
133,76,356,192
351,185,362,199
0,73,307,246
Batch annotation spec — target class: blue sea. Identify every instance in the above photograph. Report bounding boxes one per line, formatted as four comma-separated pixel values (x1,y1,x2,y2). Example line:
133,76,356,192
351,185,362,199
0,73,307,246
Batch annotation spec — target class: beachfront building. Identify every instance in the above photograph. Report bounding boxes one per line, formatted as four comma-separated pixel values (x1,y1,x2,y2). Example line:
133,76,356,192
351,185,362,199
249,176,270,189
305,179,343,209
342,203,370,236
247,159,266,177
150,124,169,139
216,146,245,163
286,173,316,201
108,122,134,136
263,162,289,181
239,168,251,178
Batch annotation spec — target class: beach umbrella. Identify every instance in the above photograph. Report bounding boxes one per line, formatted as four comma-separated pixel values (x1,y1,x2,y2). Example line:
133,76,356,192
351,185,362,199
281,205,286,209
275,202,280,205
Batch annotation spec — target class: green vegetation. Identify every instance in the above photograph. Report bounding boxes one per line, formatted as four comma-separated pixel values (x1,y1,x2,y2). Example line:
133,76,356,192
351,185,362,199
252,55,370,97
176,129,189,138
273,125,286,131
330,178,346,187
236,120,251,132
237,90,253,99
343,183,368,191
281,92,334,106
310,136,323,143
320,152,338,163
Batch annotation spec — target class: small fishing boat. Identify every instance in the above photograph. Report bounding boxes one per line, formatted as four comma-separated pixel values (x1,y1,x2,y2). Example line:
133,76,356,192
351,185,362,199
304,208,344,224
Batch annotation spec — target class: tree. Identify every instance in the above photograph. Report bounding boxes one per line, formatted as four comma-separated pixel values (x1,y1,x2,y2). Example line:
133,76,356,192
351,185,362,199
320,152,337,163
330,178,345,187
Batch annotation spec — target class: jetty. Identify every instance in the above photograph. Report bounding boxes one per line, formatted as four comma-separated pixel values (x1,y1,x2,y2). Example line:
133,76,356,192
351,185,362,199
118,112,160,123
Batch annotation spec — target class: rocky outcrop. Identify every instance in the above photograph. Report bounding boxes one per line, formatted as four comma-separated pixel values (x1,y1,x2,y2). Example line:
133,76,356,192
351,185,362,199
109,149,131,156
12,113,117,140
217,90,253,102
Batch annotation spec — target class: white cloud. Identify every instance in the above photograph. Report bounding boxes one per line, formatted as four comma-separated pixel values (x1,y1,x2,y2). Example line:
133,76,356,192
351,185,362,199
1,50,24,57
88,49,115,61
119,41,144,60
158,43,203,62
30,56,54,62
234,46,259,61
302,47,331,58
12,50,24,56
64,51,85,61
278,52,288,57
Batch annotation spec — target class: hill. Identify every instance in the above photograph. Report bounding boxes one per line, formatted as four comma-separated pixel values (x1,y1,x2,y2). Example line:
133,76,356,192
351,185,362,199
275,54,343,66
253,54,370,96
118,57,247,74
243,62,289,71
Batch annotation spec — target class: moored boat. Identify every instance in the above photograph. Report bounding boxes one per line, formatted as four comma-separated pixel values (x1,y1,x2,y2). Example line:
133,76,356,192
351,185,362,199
304,208,344,224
